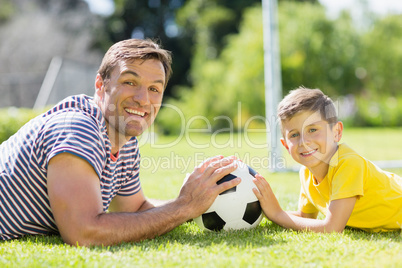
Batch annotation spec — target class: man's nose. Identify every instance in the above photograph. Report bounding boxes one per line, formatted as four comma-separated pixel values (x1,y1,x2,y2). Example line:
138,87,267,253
134,86,150,106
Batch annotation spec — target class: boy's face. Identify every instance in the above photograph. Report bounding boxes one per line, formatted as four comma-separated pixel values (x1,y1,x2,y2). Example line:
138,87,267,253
280,110,343,177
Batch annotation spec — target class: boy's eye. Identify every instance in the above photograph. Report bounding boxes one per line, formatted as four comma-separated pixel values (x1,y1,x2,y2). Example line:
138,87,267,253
290,133,299,138
125,81,135,86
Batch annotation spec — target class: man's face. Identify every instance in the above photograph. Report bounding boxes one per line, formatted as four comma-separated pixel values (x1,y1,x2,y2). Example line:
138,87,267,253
95,59,165,142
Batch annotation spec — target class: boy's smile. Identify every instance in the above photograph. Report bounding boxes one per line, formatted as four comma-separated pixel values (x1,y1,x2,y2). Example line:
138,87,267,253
281,110,343,181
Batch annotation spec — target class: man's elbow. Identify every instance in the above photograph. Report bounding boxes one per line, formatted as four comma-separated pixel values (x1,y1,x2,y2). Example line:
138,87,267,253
58,219,111,247
61,228,100,247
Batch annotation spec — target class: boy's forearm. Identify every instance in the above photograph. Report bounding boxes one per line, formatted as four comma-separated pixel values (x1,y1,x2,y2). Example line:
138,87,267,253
286,210,318,219
286,210,302,217
272,211,341,233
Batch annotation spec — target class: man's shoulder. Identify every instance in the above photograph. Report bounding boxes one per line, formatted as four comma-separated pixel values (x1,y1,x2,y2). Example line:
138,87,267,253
46,95,101,117
44,95,104,127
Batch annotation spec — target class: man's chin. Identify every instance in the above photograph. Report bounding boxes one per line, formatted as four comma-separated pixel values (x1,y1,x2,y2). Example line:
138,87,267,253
124,125,150,138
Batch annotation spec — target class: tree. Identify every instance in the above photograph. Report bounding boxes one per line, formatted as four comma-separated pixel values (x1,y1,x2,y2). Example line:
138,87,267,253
96,0,188,97
360,14,402,96
278,2,362,96
0,0,15,22
157,1,402,133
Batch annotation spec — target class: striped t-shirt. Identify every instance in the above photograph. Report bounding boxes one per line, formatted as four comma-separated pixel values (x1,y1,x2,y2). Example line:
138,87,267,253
0,95,141,240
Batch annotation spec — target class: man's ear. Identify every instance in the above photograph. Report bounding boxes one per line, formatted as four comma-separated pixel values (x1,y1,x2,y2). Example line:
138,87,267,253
333,121,344,142
95,74,105,100
281,138,289,151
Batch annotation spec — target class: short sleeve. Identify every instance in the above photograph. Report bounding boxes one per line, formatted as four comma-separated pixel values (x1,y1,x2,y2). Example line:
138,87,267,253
110,137,142,197
298,189,319,214
38,111,107,178
329,156,365,201
298,167,319,214
117,154,141,196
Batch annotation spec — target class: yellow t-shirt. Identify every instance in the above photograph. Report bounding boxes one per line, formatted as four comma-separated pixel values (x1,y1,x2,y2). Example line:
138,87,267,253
299,143,402,232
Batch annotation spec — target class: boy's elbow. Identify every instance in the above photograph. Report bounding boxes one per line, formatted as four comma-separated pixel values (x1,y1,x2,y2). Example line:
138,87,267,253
323,221,346,233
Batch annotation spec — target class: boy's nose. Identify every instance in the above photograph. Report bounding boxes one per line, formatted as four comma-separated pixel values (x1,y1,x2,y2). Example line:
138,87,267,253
300,134,311,146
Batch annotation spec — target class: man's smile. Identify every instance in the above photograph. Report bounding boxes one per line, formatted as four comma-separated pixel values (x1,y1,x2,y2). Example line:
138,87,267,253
124,108,146,117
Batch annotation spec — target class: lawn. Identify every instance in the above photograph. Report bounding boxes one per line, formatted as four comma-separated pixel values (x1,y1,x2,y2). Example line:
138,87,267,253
1,128,401,267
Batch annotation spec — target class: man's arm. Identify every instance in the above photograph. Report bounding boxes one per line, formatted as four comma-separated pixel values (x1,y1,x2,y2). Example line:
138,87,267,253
108,195,170,213
253,174,357,233
47,153,239,246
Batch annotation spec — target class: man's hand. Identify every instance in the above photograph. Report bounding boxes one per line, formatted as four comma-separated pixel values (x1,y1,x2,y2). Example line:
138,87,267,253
47,153,240,246
177,155,240,220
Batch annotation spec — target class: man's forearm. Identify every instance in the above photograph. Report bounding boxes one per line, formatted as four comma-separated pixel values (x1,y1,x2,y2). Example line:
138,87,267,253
143,199,172,208
66,198,189,247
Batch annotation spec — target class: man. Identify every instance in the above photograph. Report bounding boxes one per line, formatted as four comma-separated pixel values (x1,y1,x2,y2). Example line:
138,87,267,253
0,39,240,246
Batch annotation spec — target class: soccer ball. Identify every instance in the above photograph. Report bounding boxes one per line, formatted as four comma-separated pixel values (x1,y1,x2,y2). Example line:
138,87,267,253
194,161,263,231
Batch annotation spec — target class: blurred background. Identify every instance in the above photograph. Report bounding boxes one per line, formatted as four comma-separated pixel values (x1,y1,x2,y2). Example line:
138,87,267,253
0,0,401,134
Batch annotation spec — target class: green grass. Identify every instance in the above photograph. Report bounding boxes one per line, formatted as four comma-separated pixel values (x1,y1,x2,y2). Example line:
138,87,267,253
1,128,402,267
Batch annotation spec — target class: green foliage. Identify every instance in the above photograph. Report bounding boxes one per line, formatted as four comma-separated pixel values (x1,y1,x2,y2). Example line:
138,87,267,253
360,14,402,96
0,0,15,22
0,108,41,143
279,2,363,96
157,2,402,134
349,95,402,127
158,5,265,134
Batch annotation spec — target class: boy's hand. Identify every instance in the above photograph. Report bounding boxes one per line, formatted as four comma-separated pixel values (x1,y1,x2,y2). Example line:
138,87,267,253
252,174,283,220
253,174,357,233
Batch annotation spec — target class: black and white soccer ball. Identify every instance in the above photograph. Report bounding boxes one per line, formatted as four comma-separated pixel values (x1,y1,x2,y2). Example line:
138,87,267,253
194,161,263,231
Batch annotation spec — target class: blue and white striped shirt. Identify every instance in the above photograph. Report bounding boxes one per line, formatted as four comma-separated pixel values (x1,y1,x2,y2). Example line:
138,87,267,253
0,95,141,240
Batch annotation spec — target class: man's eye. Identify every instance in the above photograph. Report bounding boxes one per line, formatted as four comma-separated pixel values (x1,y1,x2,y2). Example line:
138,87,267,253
290,133,299,138
125,82,134,86
309,128,317,133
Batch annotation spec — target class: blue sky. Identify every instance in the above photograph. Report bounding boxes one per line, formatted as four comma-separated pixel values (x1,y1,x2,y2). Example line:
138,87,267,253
83,0,402,17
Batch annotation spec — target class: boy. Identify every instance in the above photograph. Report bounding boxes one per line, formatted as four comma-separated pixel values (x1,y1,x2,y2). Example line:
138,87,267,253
253,87,402,233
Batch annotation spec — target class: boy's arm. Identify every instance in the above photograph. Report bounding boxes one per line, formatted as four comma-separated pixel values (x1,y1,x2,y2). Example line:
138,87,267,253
253,174,357,233
274,197,356,232
287,210,318,219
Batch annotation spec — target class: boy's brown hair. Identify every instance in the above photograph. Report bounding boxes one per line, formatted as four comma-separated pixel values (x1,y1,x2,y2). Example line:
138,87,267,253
277,87,338,133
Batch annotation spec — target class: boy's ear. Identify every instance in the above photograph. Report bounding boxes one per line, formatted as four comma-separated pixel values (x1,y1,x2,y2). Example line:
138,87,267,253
333,121,344,142
280,138,289,151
